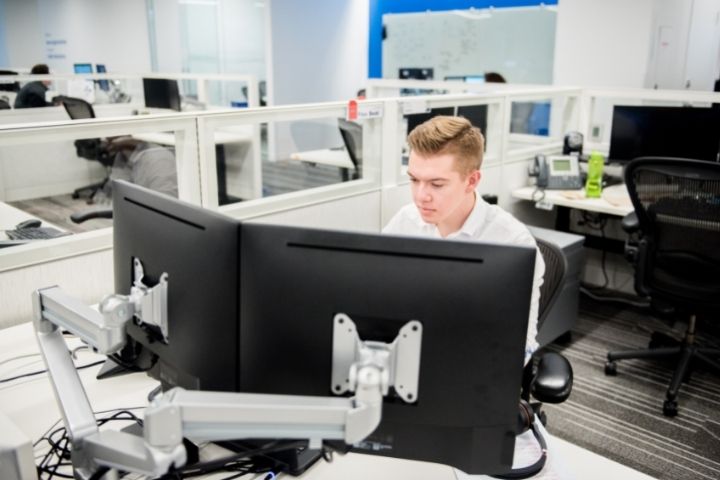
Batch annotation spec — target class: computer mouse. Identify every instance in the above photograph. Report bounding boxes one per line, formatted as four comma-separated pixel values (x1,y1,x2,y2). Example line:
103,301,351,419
16,219,41,230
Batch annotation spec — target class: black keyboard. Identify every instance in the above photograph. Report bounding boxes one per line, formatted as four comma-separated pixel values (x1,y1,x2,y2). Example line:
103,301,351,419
6,227,66,240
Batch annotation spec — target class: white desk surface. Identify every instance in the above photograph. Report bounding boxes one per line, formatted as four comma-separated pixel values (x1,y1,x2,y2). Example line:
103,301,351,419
290,148,355,170
512,184,634,217
0,321,654,480
0,201,65,241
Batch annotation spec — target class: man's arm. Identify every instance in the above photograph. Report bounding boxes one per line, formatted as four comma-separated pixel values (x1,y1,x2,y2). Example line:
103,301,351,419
525,247,544,364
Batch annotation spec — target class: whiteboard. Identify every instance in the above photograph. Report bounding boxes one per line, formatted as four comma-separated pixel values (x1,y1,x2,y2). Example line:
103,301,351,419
382,6,557,84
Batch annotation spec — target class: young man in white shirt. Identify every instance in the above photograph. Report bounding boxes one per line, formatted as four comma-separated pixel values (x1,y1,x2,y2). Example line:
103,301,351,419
383,115,544,364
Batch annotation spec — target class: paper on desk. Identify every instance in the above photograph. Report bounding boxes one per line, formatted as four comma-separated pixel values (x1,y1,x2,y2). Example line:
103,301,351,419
559,191,586,200
602,184,632,207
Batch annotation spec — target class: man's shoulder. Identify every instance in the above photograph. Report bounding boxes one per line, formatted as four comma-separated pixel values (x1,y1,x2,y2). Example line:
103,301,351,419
383,203,422,234
483,204,536,246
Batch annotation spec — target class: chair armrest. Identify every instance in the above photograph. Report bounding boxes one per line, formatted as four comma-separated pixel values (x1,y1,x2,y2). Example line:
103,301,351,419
71,209,113,224
621,211,639,234
531,352,573,404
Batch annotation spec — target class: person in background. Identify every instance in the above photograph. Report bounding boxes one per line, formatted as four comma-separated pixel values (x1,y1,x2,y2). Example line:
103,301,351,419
14,64,52,109
383,115,544,364
484,72,507,83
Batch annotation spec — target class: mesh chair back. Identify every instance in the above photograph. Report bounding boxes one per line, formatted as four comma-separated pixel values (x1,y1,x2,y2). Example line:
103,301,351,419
59,96,95,119
625,157,720,308
338,118,363,178
536,238,567,329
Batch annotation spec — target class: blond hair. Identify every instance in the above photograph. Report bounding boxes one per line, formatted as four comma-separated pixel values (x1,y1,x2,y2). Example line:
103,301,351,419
407,115,484,176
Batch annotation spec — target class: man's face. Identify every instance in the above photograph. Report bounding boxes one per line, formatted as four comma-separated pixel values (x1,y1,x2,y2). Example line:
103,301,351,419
408,150,480,225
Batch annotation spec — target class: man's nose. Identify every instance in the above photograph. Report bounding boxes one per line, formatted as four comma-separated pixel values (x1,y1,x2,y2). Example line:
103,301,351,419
416,184,431,201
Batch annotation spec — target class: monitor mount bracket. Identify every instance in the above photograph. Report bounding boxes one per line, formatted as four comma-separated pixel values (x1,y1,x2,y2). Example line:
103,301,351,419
31,285,421,479
331,313,422,403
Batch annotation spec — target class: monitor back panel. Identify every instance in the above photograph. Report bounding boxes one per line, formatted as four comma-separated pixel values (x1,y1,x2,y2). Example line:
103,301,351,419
238,224,536,474
113,181,241,391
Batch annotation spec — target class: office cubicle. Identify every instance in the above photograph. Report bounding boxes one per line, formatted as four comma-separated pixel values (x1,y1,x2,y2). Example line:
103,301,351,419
2,85,718,329
2,72,260,111
576,87,720,157
0,87,584,268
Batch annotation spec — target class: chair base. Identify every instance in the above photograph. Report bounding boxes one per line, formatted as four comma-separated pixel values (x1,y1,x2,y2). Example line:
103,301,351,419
72,178,109,204
605,342,720,417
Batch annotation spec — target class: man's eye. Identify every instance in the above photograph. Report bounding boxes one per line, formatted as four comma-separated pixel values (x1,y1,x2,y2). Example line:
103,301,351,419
409,177,418,183
431,183,444,188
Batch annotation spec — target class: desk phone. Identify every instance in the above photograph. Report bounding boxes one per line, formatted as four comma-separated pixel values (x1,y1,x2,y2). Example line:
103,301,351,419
531,154,583,190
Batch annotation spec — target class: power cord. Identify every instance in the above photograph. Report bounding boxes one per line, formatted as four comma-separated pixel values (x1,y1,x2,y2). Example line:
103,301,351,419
580,285,650,309
35,409,144,479
0,360,105,384
578,211,609,289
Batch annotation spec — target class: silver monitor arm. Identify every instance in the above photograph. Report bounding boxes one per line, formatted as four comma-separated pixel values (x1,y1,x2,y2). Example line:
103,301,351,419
31,261,422,480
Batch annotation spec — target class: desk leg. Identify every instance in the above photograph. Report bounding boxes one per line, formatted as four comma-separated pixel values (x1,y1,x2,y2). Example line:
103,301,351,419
555,206,571,231
557,207,626,254
216,145,229,205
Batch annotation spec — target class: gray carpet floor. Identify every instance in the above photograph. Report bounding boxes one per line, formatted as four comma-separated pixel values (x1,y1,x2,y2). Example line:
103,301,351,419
543,296,720,480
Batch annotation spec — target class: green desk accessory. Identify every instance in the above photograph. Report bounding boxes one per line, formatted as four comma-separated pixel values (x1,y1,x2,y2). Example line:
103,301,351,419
585,151,604,198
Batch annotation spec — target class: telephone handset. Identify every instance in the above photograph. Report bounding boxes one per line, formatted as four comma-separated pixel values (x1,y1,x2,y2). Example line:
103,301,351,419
529,154,583,190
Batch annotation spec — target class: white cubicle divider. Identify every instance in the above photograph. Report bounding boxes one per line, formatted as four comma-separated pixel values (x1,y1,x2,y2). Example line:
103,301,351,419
6,72,260,110
2,85,718,329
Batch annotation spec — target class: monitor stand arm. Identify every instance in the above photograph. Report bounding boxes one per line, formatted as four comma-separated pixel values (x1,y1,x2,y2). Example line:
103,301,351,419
32,276,422,479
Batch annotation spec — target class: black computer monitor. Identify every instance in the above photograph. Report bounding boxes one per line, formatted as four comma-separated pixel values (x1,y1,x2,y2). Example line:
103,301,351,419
73,63,93,74
113,180,242,391
406,106,488,150
444,75,485,84
95,64,109,92
142,78,181,111
458,104,489,149
239,224,534,475
608,105,720,163
113,180,536,475
399,68,433,80
405,107,454,136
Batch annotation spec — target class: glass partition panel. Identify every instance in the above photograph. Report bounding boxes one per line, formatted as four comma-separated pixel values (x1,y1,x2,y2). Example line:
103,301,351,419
0,118,198,243
507,92,580,158
200,104,381,209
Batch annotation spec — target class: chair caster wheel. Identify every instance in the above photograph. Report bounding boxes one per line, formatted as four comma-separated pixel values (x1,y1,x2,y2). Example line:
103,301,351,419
663,400,678,417
604,361,617,376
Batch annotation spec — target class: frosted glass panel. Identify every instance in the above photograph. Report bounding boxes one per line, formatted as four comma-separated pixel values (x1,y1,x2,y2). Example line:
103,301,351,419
382,6,557,84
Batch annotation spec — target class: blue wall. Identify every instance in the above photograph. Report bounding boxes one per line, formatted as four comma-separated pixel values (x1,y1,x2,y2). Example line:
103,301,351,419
0,0,8,68
368,0,558,78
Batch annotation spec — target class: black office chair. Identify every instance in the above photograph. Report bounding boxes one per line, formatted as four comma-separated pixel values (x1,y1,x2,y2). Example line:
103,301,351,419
605,157,720,416
0,69,20,93
494,239,573,479
337,118,362,181
522,239,573,416
58,96,114,202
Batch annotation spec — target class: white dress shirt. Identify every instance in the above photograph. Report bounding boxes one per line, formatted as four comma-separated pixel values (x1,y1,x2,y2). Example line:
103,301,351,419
383,195,544,364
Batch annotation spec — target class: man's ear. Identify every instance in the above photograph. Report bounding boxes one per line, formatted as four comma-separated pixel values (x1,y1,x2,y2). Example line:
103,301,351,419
466,170,481,192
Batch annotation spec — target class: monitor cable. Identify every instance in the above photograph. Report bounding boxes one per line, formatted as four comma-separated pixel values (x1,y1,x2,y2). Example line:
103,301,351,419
491,400,547,479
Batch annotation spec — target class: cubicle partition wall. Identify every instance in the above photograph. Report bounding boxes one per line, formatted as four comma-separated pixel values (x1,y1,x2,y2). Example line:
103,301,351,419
2,86,718,328
4,72,260,111
0,99,388,328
